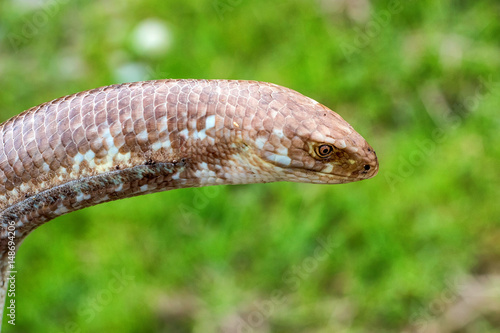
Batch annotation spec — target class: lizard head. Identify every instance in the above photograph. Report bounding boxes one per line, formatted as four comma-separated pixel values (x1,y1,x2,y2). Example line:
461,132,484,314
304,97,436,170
250,84,379,184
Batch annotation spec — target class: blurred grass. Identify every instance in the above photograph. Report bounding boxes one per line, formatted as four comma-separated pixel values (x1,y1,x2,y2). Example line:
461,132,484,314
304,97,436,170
0,0,499,332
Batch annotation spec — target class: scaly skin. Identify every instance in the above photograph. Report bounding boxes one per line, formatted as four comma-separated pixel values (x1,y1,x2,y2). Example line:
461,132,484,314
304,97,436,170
0,79,378,326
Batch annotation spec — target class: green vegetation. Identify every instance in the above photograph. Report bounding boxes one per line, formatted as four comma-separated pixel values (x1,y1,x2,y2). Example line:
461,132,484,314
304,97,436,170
0,0,499,332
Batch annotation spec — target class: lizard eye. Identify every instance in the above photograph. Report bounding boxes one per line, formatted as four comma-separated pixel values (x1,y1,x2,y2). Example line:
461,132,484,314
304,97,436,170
315,144,335,158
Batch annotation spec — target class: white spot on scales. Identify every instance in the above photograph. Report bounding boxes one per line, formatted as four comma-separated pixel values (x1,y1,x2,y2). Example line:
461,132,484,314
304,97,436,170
267,154,291,166
322,164,334,173
205,115,216,129
151,141,162,151
255,137,266,150
178,128,189,139
137,130,149,142
272,128,284,138
336,140,346,149
75,192,91,202
196,129,207,140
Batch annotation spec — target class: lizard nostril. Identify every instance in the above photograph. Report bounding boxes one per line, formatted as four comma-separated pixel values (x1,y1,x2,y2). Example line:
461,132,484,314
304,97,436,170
364,164,371,171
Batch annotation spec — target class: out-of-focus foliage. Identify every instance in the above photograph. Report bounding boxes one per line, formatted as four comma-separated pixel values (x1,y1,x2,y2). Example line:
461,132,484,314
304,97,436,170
0,0,499,332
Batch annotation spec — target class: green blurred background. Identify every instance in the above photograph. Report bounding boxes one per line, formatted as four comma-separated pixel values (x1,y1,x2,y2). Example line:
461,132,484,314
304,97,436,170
1,0,499,332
